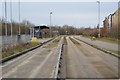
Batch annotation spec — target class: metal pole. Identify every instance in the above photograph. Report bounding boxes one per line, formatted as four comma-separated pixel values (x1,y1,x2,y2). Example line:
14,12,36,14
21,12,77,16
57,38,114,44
17,0,21,42
108,13,113,37
108,14,112,35
50,12,52,38
10,0,13,40
18,0,21,35
25,21,27,42
97,1,100,38
30,26,32,38
33,27,34,37
5,0,7,44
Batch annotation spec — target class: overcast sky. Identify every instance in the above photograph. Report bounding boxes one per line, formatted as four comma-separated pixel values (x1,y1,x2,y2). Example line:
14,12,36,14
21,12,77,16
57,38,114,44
0,1,118,28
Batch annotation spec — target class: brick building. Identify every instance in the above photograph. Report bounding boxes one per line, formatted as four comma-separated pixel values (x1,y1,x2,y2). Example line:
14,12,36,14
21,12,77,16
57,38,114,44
102,17,109,37
102,7,120,38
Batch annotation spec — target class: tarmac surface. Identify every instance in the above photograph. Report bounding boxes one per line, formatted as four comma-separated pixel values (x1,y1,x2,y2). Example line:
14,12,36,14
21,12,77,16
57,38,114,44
75,36,119,51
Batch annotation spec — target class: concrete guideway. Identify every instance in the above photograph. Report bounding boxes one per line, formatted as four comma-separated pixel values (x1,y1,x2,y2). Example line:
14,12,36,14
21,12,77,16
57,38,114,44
1,36,119,79
60,36,118,78
2,36,63,78
1,38,53,63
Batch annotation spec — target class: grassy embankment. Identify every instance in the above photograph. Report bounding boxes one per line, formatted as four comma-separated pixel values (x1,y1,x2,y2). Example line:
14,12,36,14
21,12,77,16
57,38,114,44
2,42,41,58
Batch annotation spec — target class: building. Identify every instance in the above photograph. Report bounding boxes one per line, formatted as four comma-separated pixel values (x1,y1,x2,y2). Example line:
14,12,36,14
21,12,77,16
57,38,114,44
111,8,119,38
102,17,109,37
33,25,49,38
102,7,120,38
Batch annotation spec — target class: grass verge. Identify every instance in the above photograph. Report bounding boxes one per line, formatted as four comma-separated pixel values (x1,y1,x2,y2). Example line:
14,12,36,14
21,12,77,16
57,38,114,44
82,35,120,44
107,49,120,54
97,37,120,44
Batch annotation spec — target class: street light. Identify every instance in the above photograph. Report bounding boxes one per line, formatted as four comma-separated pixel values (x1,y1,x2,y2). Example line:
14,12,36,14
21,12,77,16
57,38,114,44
18,0,21,42
108,14,112,35
18,0,21,35
5,0,8,44
97,1,100,38
50,12,52,38
10,0,13,40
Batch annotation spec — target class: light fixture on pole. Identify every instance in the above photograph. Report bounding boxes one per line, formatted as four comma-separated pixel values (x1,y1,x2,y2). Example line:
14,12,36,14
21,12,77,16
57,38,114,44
97,1,100,38
50,12,52,38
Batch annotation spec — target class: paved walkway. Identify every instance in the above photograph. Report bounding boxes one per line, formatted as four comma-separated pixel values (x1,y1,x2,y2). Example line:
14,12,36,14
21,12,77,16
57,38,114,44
75,36,119,51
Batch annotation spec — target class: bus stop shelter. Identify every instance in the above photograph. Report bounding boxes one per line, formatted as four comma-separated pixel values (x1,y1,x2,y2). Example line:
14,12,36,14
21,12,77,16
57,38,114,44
33,25,49,38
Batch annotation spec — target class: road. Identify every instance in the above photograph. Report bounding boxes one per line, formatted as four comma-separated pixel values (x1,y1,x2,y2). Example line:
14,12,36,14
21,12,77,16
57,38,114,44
2,37,63,78
75,36,119,51
61,36,118,78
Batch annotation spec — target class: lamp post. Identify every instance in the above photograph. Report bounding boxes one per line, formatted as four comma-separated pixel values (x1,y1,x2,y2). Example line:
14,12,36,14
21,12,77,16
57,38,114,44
17,0,21,42
97,1,100,38
50,12,52,38
10,0,13,39
108,14,112,36
5,0,8,44
18,0,21,35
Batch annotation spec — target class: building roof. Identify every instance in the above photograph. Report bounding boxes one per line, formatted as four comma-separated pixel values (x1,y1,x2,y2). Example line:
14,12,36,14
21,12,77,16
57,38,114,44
33,25,49,29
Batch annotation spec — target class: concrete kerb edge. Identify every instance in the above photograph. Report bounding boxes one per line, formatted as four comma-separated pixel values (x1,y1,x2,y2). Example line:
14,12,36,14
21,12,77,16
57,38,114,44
1,38,54,63
54,37,64,79
75,37,120,58
54,44,63,79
